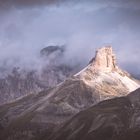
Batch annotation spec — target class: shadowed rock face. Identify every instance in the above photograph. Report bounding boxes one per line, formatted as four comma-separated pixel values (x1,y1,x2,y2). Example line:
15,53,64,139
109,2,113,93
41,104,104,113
48,88,140,140
40,45,65,57
0,46,139,140
0,46,79,105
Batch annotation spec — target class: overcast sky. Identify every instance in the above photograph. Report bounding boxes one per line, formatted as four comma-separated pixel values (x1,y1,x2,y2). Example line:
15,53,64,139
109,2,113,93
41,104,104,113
0,0,140,75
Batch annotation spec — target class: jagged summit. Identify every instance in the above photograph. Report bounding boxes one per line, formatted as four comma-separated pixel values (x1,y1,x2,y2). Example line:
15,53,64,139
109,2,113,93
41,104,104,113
90,46,117,72
76,46,120,76
75,46,139,94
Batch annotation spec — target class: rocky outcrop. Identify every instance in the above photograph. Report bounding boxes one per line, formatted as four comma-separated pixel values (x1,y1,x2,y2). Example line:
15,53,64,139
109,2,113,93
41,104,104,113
90,46,117,71
40,45,65,57
77,46,139,97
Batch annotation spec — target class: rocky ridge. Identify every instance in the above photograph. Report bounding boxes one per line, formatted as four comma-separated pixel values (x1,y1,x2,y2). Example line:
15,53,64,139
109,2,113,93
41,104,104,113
48,88,140,140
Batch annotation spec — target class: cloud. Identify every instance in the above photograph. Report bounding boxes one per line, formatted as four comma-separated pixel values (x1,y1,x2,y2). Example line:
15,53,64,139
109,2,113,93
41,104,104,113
0,0,140,10
0,0,140,76
0,0,64,9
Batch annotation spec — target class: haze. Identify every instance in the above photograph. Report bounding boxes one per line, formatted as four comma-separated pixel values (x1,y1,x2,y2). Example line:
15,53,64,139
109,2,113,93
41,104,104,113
0,0,140,76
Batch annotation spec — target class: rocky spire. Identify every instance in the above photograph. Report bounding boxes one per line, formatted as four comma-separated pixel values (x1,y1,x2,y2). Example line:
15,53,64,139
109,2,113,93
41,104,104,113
90,46,117,72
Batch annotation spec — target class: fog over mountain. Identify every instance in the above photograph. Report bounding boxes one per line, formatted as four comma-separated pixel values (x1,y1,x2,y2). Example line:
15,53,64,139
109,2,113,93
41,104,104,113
0,0,140,76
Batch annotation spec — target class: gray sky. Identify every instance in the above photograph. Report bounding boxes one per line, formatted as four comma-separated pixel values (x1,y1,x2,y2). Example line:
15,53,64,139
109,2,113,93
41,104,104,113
0,0,140,75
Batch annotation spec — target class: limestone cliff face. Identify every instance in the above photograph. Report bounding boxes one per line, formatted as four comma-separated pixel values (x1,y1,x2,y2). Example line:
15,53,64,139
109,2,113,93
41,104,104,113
89,46,129,77
91,46,117,71
76,46,139,100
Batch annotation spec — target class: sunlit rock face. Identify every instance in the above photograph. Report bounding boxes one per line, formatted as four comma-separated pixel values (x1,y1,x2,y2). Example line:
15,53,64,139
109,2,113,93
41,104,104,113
90,46,117,71
77,46,140,96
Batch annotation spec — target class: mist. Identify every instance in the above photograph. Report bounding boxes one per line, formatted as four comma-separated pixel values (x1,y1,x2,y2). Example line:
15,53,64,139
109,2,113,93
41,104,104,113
0,0,140,76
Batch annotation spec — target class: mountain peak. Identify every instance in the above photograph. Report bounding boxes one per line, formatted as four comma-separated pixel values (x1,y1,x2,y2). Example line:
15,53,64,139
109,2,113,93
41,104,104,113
90,46,117,72
75,46,140,93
